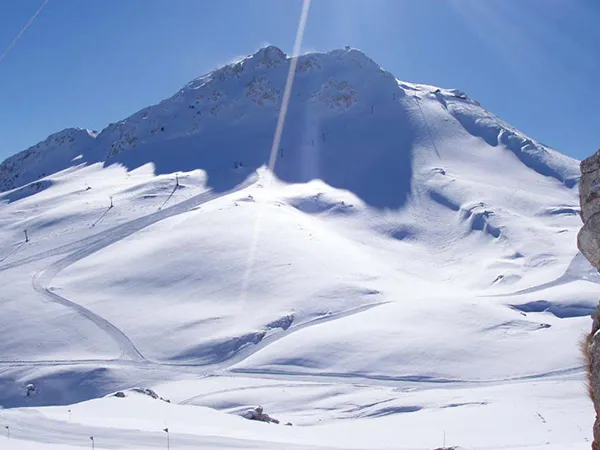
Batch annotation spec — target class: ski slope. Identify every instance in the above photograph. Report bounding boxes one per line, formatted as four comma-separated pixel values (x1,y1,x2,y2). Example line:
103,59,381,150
0,46,595,449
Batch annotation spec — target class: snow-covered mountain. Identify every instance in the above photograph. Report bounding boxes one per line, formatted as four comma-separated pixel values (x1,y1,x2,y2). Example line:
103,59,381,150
0,46,578,195
0,47,594,449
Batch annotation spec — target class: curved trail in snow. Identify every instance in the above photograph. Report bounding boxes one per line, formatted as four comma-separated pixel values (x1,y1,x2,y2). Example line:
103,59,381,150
0,301,389,371
31,271,146,362
227,364,583,388
25,173,259,362
1,170,587,401
3,210,586,393
179,366,584,406
4,293,580,401
1,171,396,381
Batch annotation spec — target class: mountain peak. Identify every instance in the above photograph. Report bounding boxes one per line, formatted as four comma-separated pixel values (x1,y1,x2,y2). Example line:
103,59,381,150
239,45,288,73
251,45,287,63
0,46,579,197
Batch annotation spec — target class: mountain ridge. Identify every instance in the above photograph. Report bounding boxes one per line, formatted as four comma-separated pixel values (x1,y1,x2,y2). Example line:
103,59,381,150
0,45,579,196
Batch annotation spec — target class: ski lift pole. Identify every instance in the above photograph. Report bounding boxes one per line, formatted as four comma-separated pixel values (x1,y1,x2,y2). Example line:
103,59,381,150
90,435,94,449
163,427,170,450
24,229,28,242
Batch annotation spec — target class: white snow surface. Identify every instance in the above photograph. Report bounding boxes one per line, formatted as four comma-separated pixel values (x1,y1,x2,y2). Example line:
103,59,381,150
0,46,594,449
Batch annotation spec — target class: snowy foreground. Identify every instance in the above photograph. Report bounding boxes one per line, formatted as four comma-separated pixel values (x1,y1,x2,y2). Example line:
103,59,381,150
0,47,596,448
1,378,594,450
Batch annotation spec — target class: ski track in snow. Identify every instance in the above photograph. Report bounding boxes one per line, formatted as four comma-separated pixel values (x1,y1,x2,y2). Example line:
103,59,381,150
180,364,585,407
0,172,418,392
32,272,146,362
0,174,255,273
178,366,584,408
0,302,391,373
5,173,259,363
0,188,587,392
0,170,588,405
9,246,582,389
226,364,584,389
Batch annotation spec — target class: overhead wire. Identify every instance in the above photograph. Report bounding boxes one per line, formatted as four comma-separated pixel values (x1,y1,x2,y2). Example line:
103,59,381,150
0,0,50,66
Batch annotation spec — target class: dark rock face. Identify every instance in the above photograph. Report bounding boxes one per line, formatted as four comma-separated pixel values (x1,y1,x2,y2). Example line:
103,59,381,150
579,151,600,268
577,149,600,450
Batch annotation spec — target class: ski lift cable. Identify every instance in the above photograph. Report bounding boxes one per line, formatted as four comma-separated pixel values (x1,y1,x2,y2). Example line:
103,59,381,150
237,0,311,308
0,0,50,66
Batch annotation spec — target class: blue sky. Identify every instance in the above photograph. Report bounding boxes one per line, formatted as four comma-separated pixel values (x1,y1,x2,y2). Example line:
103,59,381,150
0,0,598,162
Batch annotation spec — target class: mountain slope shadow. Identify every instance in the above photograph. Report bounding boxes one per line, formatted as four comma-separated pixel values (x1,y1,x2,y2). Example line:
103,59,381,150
0,368,117,408
510,300,595,318
107,96,415,209
0,180,53,204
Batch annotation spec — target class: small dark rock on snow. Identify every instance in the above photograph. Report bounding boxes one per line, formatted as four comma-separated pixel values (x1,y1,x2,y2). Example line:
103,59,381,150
131,387,170,403
242,406,285,425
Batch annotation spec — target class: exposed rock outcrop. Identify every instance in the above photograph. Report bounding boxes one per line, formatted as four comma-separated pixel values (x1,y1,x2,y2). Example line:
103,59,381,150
241,406,282,424
110,388,170,402
577,148,600,450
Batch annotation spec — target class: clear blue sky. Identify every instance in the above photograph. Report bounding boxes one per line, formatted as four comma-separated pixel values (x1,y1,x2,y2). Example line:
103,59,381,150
0,0,598,162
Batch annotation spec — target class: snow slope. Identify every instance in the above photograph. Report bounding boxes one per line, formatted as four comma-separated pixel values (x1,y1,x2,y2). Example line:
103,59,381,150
1,380,594,450
0,46,594,449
